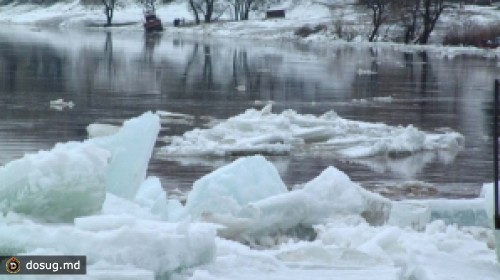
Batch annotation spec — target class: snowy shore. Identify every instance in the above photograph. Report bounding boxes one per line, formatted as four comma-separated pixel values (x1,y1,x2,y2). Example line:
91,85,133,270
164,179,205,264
1,0,500,52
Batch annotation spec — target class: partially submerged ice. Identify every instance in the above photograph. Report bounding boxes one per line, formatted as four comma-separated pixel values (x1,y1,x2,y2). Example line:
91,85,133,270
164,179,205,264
177,157,499,279
0,112,160,222
387,198,490,230
90,112,160,199
0,112,218,277
183,155,497,246
161,104,464,158
1,107,498,278
482,183,500,261
86,123,120,138
0,142,109,222
183,155,288,220
182,155,391,241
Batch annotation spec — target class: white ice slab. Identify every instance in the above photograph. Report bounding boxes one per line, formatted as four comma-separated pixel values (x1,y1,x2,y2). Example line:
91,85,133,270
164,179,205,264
183,156,390,240
0,214,217,277
91,112,160,199
162,105,464,158
482,183,500,260
0,142,109,222
134,176,169,220
86,123,120,138
183,155,287,220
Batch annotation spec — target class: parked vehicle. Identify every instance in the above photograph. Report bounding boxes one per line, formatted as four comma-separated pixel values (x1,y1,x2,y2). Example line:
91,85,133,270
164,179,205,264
144,10,163,32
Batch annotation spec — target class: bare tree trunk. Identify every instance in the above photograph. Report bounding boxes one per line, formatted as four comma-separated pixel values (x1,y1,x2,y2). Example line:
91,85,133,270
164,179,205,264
360,0,389,42
189,0,200,24
204,0,214,23
405,0,420,44
368,6,382,42
102,0,115,26
418,0,444,44
241,0,255,20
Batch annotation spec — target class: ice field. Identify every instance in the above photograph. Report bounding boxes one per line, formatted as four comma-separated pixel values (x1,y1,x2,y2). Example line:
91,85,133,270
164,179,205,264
0,111,499,279
161,104,464,158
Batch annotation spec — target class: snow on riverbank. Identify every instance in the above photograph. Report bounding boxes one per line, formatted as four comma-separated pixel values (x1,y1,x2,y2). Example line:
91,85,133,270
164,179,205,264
161,104,464,158
0,113,498,279
2,0,500,53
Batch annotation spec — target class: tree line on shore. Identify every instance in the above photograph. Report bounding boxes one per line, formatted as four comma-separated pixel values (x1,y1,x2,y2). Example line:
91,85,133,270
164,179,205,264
1,0,500,45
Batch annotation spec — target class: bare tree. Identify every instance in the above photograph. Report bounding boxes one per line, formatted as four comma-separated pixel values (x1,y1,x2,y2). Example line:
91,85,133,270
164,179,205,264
226,0,243,20
226,0,260,20
102,0,116,26
188,0,226,23
417,0,445,44
359,0,392,42
393,0,421,44
188,0,201,24
140,0,158,12
240,0,262,20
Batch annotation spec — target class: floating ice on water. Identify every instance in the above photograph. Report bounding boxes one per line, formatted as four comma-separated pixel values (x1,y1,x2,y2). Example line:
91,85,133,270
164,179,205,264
49,98,74,111
91,112,160,199
235,85,247,92
161,105,464,158
425,199,489,227
182,156,390,241
352,150,457,179
357,69,377,75
183,155,494,247
0,107,497,278
352,98,368,103
373,96,392,103
183,155,288,220
0,142,109,222
0,112,160,221
0,111,219,277
481,183,500,260
156,110,195,125
388,198,489,231
86,123,120,138
324,125,463,158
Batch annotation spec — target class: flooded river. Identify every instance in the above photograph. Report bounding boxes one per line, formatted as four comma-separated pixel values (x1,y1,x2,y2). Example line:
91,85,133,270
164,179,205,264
1,27,499,199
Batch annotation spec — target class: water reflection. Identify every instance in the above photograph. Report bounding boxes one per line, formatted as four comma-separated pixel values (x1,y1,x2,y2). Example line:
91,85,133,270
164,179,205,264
0,29,499,198
349,149,459,179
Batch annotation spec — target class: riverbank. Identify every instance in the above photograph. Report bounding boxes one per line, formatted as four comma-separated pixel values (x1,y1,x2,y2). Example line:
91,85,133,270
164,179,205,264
2,0,500,47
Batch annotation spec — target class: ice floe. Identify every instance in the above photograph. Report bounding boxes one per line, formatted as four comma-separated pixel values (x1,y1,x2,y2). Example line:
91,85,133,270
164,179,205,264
1,112,498,279
182,156,288,221
357,69,377,75
156,110,195,125
49,99,74,111
0,142,109,222
0,112,218,277
482,183,500,260
90,112,160,199
161,104,464,159
86,123,120,138
179,155,389,241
